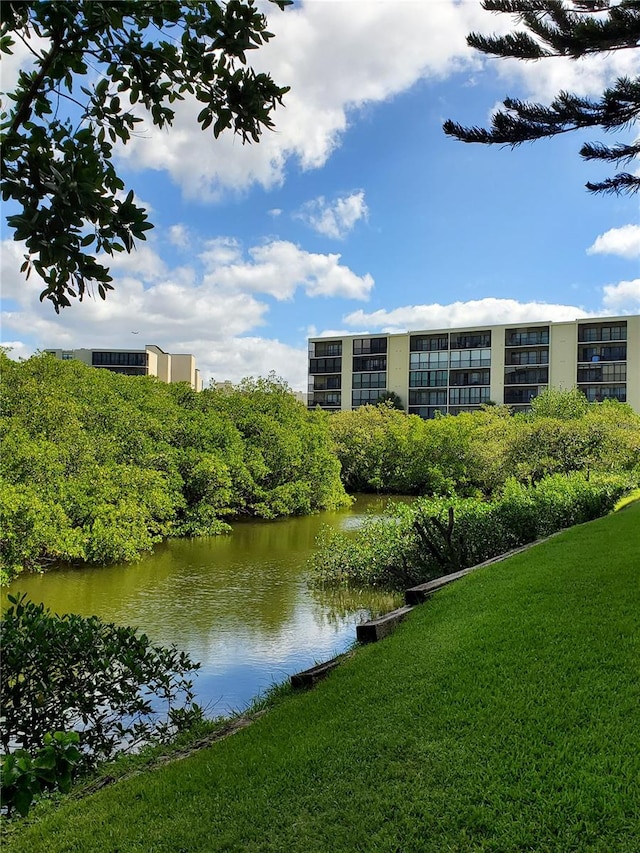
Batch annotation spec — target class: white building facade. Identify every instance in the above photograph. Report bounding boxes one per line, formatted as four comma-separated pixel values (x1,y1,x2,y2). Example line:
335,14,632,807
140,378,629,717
308,315,639,416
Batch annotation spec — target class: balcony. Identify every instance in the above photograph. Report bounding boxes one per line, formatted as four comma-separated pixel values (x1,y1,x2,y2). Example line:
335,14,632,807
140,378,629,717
505,327,549,347
309,357,342,374
577,345,627,364
578,323,626,343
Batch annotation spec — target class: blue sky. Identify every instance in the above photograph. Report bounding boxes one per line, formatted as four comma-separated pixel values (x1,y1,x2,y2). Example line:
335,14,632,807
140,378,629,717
2,0,639,391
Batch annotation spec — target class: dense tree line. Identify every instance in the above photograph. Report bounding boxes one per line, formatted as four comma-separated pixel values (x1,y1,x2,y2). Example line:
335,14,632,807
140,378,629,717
0,352,347,583
3,355,638,585
328,390,640,497
311,472,633,590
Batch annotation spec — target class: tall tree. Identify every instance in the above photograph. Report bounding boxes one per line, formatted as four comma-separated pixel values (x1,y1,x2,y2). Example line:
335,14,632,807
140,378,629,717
0,1,290,311
443,1,640,194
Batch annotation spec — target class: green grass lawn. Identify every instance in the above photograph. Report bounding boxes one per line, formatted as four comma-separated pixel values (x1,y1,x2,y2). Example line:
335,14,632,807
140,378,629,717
6,503,640,852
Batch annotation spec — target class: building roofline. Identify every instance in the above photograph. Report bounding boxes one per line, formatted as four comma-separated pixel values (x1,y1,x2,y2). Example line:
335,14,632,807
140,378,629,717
308,314,638,343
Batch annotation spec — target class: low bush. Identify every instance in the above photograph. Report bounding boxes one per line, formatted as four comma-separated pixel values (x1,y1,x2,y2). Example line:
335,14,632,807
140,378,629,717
312,509,423,589
1,595,202,781
1,732,81,818
310,472,631,590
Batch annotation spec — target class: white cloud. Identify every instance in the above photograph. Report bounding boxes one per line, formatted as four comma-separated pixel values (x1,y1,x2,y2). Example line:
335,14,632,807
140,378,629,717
199,237,244,268
209,240,374,301
196,337,308,390
98,243,168,281
296,191,368,239
168,224,191,250
601,279,640,314
1,239,31,303
112,1,637,199
114,1,488,198
306,325,355,340
1,232,371,391
311,328,361,340
342,298,591,332
587,225,640,260
492,41,640,107
0,340,32,361
0,31,47,99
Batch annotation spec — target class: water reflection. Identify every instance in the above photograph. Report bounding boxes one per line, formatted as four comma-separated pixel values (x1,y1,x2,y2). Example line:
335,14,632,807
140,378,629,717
4,496,404,715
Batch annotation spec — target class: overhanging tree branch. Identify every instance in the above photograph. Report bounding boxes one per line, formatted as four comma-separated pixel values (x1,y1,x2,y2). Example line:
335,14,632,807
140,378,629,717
0,1,291,311
444,0,640,194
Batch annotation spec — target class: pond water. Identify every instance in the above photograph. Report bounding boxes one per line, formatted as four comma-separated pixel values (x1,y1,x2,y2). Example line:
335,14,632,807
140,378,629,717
4,495,403,716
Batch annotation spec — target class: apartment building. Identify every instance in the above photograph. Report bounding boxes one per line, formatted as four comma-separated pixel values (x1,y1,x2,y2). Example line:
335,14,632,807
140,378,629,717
308,315,639,416
45,344,202,391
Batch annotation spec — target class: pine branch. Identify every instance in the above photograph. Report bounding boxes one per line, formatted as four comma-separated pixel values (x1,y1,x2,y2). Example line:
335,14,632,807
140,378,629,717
444,94,602,146
599,76,640,128
444,79,639,145
586,172,640,192
580,140,640,162
472,1,640,59
447,0,640,193
482,1,609,12
467,30,552,59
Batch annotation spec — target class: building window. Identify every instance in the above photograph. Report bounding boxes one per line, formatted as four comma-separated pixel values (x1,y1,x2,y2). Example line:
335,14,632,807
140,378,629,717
504,386,546,405
504,366,549,385
449,406,487,415
353,337,387,355
449,387,490,405
410,351,448,370
313,340,342,357
409,370,448,388
505,348,549,366
409,389,447,406
578,384,626,403
92,351,148,367
408,406,447,419
311,374,341,390
449,348,491,369
309,357,342,374
577,344,627,363
61,352,74,360
352,389,387,406
310,391,342,407
96,365,148,376
353,355,387,372
505,327,549,347
352,372,387,389
578,322,626,343
450,331,491,349
577,363,627,383
449,369,490,387
409,334,448,352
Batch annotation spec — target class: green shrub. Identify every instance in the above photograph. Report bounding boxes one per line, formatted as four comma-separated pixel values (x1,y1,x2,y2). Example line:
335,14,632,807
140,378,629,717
1,595,202,773
1,731,81,818
526,472,628,536
311,509,423,590
174,501,233,537
412,497,513,572
492,478,539,547
311,473,631,590
0,480,85,581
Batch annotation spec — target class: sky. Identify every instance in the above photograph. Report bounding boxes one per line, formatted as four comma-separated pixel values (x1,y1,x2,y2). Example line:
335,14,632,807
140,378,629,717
1,0,639,392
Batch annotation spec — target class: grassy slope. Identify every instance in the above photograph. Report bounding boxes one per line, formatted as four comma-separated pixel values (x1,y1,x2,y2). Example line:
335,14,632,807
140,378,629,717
7,504,640,853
